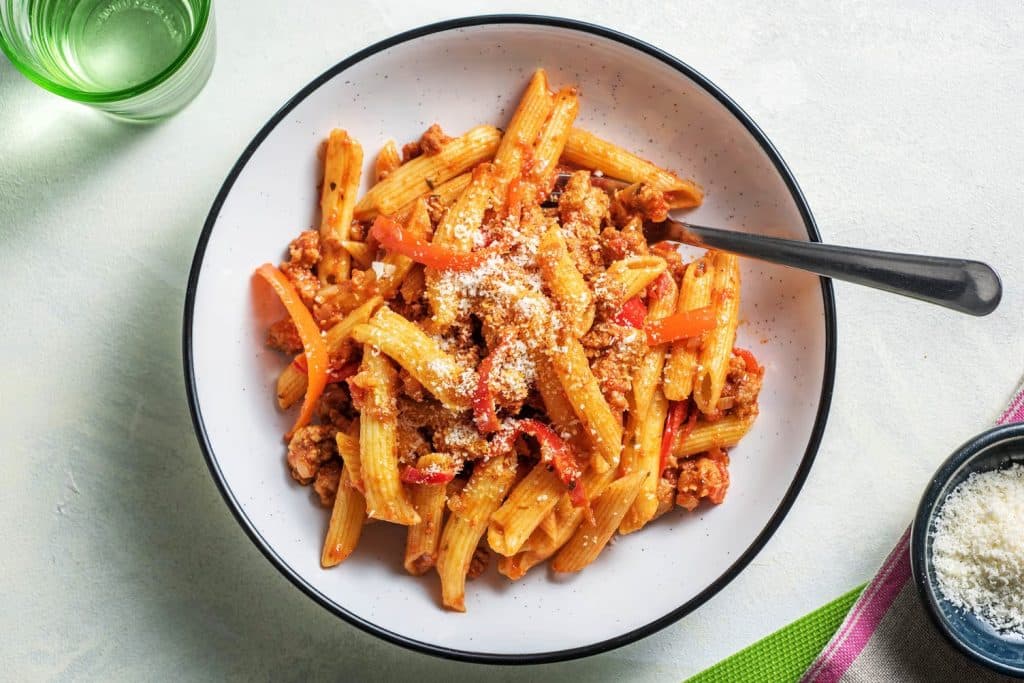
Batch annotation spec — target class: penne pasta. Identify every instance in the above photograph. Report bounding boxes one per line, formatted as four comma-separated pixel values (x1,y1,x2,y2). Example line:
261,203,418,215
353,348,420,526
340,240,375,269
620,275,677,532
549,336,623,473
321,467,366,567
351,307,474,412
499,465,618,580
597,255,668,304
376,198,431,301
562,127,703,209
276,295,384,409
619,385,668,533
552,471,646,572
374,139,401,183
693,252,741,415
493,68,554,195
531,86,579,192
404,453,451,575
488,462,565,557
671,413,754,459
354,125,501,220
436,452,518,611
664,255,716,401
537,226,594,337
257,70,764,609
319,129,363,284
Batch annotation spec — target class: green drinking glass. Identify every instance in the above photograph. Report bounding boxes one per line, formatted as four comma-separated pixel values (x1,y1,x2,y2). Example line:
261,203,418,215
0,0,214,121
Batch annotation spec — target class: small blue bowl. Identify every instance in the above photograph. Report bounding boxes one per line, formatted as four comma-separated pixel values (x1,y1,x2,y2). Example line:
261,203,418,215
911,422,1024,678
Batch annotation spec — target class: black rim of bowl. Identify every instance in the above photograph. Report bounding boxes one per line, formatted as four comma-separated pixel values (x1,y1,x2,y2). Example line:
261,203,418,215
182,14,838,664
911,422,1024,677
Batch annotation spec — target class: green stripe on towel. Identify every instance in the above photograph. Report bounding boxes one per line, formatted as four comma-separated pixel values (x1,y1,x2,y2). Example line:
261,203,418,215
685,584,866,683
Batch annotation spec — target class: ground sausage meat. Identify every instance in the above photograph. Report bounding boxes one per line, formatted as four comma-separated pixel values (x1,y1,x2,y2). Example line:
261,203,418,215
599,220,648,264
610,183,670,224
402,123,452,161
581,321,646,418
266,317,302,354
558,171,608,278
280,230,322,306
719,353,764,419
313,460,342,507
287,424,338,484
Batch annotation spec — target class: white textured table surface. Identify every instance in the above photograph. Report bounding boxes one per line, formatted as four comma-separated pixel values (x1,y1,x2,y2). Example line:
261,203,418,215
2,2,1022,681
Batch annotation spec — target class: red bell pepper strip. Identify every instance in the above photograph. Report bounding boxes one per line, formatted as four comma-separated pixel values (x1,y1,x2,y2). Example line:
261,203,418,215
659,400,687,473
472,339,508,434
733,347,761,373
400,466,456,485
256,264,329,440
645,305,716,346
493,419,590,514
660,401,699,473
370,215,483,270
613,296,647,329
705,447,730,504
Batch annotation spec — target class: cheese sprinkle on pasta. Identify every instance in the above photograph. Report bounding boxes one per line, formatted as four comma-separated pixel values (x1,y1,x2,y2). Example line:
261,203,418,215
932,464,1024,635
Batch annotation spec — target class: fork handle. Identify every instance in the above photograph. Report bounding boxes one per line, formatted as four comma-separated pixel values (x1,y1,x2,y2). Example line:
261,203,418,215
673,222,1002,316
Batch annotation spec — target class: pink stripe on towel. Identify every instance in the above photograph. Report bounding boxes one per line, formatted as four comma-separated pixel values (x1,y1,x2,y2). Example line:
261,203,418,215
802,531,911,683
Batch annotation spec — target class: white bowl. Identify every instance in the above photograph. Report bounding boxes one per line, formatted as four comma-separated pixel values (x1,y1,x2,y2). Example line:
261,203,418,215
184,15,836,663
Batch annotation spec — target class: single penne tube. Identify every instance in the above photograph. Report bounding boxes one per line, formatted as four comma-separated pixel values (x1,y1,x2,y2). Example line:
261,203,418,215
488,462,565,557
319,129,363,284
276,295,383,409
664,255,716,401
552,471,646,572
693,252,740,414
493,68,554,193
619,386,668,534
335,431,360,479
537,226,595,337
550,336,623,472
562,127,703,209
671,413,754,458
340,240,375,269
436,453,518,611
374,139,401,183
499,466,618,579
531,86,579,192
354,348,420,526
425,171,473,208
533,349,589,454
598,255,668,304
351,307,474,412
431,162,495,249
631,273,679,417
354,125,501,220
321,467,366,567
620,273,677,499
404,453,451,575
387,171,473,226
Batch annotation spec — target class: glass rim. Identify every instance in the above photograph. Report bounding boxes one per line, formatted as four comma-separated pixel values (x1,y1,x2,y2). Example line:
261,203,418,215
0,0,212,103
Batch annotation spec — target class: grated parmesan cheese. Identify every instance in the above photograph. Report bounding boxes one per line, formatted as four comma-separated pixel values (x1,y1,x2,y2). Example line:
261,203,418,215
932,464,1024,635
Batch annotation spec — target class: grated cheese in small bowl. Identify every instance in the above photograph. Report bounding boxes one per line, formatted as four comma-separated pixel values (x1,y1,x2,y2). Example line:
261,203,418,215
912,424,1024,677
931,464,1024,636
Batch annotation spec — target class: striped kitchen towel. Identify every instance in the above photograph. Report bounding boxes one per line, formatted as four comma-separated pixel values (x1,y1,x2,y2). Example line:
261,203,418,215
800,379,1024,683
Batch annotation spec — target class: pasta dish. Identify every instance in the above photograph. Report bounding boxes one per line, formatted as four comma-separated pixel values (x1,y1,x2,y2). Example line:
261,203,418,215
254,69,764,611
